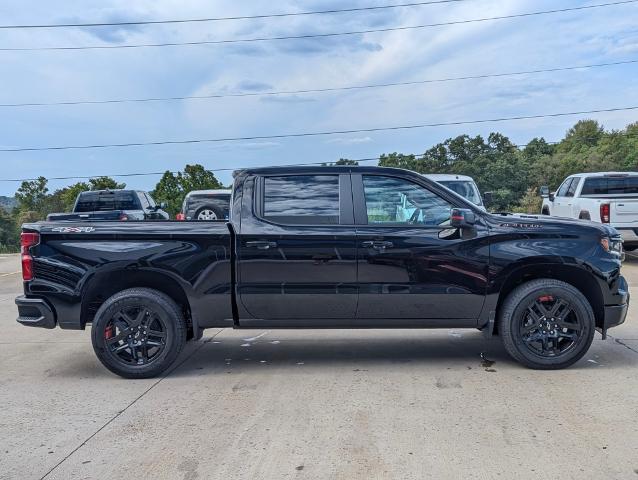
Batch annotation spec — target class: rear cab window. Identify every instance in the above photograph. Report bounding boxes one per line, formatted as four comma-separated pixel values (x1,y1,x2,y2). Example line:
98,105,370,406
581,176,638,195
260,175,341,225
75,191,140,212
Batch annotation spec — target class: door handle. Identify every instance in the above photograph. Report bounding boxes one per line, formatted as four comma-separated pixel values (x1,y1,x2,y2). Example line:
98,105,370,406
246,240,278,250
362,240,394,250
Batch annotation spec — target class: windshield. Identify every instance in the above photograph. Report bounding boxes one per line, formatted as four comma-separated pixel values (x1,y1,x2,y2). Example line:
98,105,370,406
438,180,483,206
75,192,140,212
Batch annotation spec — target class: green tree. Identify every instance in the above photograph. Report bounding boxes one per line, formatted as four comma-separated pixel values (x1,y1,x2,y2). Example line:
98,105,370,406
152,171,183,216
15,176,48,214
56,182,90,211
88,177,125,191
0,209,17,252
322,158,360,166
179,164,221,193
151,164,222,216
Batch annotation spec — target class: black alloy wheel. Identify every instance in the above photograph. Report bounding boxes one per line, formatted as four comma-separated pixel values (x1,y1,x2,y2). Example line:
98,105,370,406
103,305,168,366
92,288,187,378
518,294,583,358
499,279,595,369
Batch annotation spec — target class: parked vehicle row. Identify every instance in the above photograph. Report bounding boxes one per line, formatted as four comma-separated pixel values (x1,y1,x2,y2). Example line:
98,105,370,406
17,166,628,378
541,172,638,251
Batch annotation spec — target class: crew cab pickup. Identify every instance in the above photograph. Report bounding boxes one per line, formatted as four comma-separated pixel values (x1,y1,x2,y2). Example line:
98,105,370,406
16,166,628,378
47,189,169,222
541,172,638,250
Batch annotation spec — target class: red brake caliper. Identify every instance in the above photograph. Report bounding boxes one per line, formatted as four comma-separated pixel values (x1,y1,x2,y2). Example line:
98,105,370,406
104,325,114,340
538,295,554,303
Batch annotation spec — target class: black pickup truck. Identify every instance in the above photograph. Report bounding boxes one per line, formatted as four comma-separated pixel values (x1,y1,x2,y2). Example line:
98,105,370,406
47,189,169,222
16,166,629,378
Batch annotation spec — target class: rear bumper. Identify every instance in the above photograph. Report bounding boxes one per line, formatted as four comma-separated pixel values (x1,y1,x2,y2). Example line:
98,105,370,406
15,296,56,329
615,228,638,247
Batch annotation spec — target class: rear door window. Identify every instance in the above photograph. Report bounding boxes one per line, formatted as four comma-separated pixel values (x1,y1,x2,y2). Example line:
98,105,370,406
566,178,580,197
556,179,573,197
262,175,340,225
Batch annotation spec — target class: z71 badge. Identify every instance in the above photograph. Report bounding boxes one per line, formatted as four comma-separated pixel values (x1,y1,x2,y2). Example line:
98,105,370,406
51,226,96,233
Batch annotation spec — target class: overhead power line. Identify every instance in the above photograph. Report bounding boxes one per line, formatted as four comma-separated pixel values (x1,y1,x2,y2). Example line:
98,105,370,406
2,1,636,52
0,158,381,182
0,1,468,29
2,132,637,183
1,106,637,153
3,59,637,108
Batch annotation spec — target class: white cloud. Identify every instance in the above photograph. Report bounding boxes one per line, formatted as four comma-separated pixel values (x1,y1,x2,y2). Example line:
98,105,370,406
326,136,373,145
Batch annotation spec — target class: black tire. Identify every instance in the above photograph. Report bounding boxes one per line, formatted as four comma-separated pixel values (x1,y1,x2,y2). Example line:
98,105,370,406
91,288,187,379
541,207,550,215
499,279,595,370
579,211,591,220
195,205,223,221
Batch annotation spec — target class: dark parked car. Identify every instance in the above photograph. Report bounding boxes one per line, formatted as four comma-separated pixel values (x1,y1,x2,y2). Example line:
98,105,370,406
178,189,231,221
17,166,628,378
46,190,169,221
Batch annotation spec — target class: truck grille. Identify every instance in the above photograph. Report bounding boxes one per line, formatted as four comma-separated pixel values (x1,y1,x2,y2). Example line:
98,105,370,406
33,261,83,290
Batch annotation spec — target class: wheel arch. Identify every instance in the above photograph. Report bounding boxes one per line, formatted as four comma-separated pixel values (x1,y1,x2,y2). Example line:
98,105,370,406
81,268,195,336
578,210,591,220
494,263,604,332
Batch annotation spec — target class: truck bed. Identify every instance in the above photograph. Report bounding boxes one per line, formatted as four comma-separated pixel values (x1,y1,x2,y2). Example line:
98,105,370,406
21,219,234,332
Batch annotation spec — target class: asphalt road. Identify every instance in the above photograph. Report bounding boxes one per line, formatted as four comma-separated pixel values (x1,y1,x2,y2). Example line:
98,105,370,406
1,253,637,480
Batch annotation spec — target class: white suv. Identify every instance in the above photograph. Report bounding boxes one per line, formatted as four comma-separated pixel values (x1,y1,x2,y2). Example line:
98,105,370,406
541,172,638,250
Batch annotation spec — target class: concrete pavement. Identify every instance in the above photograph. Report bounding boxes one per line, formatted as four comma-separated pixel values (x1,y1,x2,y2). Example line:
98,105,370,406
1,253,637,479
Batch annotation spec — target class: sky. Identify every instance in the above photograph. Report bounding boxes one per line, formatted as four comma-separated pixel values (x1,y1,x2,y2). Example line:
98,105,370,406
0,0,637,196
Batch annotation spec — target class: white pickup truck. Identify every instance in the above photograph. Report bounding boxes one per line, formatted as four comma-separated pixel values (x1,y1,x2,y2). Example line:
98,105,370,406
541,172,638,250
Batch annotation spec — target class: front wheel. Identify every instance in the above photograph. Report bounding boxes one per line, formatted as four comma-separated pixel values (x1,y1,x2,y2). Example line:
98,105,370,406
499,279,595,370
91,288,187,378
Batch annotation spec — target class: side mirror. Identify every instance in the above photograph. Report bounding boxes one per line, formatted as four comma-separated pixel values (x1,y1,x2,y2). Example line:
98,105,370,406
450,208,476,228
482,191,493,206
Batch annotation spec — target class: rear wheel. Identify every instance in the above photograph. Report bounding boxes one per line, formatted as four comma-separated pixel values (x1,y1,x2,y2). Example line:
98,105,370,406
499,279,594,369
91,288,187,378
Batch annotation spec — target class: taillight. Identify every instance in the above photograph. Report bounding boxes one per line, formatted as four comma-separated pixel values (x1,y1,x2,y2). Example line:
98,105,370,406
176,213,185,221
20,232,39,282
600,203,610,223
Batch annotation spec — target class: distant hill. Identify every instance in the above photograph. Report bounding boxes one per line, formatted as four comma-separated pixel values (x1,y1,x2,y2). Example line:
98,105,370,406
0,196,16,212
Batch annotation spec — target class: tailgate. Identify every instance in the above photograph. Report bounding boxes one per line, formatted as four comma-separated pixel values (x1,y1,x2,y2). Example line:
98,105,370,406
611,199,638,226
